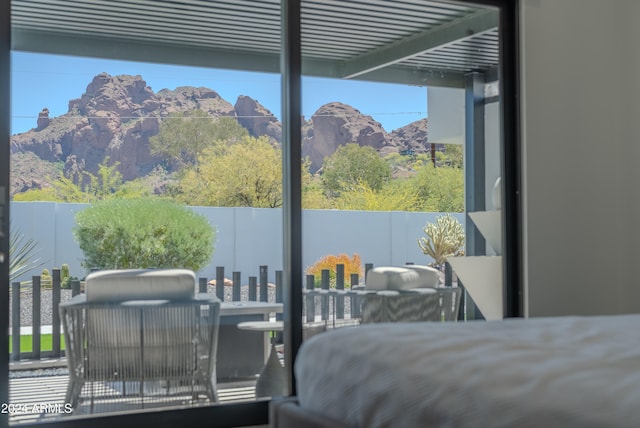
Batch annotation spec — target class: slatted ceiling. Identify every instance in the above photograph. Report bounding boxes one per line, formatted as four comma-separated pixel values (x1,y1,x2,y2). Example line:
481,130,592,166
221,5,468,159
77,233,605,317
11,0,499,87
304,0,477,21
401,28,499,72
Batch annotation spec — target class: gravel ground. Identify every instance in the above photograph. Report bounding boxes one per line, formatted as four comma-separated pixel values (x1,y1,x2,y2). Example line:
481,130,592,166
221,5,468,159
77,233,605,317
9,367,69,378
9,289,75,329
10,285,278,328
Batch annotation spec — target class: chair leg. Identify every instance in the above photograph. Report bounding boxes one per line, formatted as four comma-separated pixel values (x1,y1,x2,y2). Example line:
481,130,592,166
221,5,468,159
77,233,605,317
66,379,84,411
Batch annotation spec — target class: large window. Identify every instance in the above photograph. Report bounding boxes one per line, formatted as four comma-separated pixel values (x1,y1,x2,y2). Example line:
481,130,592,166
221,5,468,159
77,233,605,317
1,1,520,427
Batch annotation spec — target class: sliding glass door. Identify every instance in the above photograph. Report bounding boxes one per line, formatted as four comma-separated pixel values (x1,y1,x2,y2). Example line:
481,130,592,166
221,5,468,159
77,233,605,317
1,0,520,427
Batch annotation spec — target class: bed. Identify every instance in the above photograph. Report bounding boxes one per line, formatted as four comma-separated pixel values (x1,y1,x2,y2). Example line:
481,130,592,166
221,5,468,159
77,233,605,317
271,314,640,428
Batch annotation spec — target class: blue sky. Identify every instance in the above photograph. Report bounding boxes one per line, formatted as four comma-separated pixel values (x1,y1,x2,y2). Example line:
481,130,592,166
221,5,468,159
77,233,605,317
11,52,428,135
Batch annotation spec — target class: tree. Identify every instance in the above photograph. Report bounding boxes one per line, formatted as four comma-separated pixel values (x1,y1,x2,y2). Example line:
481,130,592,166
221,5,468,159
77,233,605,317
149,110,248,172
321,143,391,197
12,158,150,202
436,144,464,168
178,136,283,208
412,163,464,212
330,179,420,211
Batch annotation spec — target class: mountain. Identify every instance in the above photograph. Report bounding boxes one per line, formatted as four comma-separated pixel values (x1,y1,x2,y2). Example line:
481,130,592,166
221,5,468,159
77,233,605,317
303,102,389,172
10,73,430,196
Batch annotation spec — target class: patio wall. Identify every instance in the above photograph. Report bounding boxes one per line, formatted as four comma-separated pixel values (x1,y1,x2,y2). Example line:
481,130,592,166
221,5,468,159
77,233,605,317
11,202,464,283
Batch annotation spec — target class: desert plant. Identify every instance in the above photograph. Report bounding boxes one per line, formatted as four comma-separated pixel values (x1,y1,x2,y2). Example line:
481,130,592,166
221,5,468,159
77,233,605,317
73,198,215,271
417,214,465,267
305,253,363,288
41,268,52,289
9,224,44,282
60,263,71,288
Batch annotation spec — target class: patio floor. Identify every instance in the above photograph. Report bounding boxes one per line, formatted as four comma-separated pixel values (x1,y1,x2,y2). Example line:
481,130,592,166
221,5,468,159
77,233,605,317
8,373,258,425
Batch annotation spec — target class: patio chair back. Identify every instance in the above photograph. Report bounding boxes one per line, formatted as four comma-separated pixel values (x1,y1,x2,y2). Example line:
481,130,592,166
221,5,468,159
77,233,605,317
60,269,221,412
360,287,462,323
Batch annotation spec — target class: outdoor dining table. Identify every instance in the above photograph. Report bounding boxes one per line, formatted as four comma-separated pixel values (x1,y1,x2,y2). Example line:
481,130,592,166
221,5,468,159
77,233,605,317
237,320,285,398
217,301,283,380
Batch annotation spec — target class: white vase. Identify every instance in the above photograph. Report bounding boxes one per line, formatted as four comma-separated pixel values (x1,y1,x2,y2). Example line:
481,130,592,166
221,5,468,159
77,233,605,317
491,176,502,210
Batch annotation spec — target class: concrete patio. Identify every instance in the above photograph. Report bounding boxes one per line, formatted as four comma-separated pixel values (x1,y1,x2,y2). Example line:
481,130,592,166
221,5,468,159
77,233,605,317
9,370,259,425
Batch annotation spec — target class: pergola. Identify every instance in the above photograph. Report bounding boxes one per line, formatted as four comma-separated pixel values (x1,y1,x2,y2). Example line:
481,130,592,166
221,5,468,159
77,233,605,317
11,0,499,87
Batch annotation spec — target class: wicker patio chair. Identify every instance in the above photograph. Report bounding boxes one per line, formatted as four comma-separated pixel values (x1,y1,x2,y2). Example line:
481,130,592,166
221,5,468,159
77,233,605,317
360,266,461,323
59,269,221,413
360,287,462,323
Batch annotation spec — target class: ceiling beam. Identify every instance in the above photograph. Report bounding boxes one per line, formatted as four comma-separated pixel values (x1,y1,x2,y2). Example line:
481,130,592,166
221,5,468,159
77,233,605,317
12,28,465,88
11,28,282,73
303,57,464,87
341,8,498,79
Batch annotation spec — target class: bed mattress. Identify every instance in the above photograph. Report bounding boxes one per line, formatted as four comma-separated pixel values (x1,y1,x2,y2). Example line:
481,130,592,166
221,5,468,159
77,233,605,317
295,314,640,428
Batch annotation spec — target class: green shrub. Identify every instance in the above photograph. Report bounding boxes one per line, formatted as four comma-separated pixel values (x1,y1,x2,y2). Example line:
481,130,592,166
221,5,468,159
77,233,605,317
73,198,215,272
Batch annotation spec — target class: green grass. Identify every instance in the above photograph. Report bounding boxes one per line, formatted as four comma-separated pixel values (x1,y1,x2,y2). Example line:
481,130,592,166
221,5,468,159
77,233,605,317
8,334,65,353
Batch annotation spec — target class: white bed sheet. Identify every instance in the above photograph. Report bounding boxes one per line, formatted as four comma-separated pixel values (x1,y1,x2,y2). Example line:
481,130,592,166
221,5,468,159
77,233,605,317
295,314,640,428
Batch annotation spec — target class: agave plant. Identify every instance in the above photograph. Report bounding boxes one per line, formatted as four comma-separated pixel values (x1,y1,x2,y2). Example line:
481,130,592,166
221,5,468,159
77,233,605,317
9,224,44,282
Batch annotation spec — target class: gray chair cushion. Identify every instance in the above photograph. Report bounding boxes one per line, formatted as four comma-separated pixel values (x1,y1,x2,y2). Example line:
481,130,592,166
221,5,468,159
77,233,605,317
404,265,440,288
365,267,421,291
85,268,196,302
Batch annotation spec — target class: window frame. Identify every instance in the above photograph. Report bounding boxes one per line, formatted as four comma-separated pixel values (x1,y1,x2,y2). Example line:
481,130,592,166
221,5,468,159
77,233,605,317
0,0,521,426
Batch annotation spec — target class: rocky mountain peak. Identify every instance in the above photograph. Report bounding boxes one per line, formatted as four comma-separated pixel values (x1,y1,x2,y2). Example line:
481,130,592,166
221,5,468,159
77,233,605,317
10,73,431,197
36,108,50,131
234,95,282,144
156,86,235,116
69,73,155,118
389,118,429,154
303,102,392,172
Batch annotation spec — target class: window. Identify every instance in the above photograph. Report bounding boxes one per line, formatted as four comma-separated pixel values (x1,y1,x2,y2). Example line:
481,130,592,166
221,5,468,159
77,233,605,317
1,1,519,427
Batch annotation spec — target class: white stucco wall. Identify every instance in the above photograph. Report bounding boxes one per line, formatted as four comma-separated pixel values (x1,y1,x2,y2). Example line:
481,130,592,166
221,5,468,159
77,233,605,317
11,202,463,284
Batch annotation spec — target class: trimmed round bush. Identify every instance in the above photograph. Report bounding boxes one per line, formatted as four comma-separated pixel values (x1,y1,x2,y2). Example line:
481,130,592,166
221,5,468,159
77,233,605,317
74,198,215,272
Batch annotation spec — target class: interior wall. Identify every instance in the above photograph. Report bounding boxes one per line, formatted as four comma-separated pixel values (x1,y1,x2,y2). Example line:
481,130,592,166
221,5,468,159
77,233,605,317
520,0,640,316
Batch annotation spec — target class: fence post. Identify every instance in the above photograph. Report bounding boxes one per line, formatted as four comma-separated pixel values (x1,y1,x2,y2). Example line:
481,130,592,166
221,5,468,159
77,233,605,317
259,265,269,302
305,275,315,323
275,270,283,342
232,271,241,301
275,270,283,320
350,273,361,318
365,263,374,283
71,279,81,297
216,266,225,301
248,276,257,301
335,264,345,319
11,282,20,361
320,269,330,321
52,268,61,357
198,277,208,294
32,275,41,360
444,262,453,287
